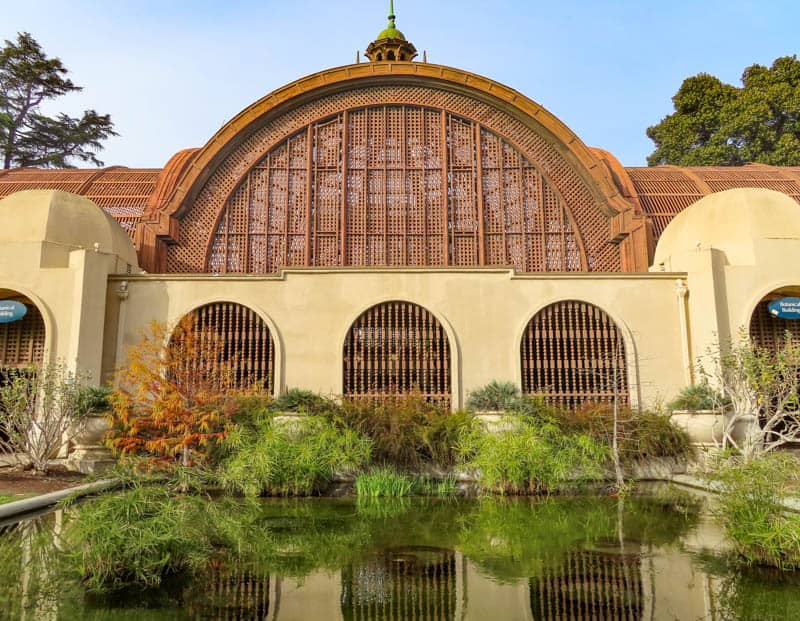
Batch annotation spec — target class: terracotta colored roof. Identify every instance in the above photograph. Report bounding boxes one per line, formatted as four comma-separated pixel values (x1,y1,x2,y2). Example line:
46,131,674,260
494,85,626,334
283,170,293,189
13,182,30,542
623,165,800,239
0,167,160,240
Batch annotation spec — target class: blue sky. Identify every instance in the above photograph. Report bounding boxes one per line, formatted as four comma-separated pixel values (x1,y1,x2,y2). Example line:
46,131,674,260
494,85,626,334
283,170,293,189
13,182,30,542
3,0,799,167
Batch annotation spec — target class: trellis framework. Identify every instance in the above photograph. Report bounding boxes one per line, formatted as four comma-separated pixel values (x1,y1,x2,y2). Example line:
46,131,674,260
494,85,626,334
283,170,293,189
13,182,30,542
0,301,45,369
207,105,584,274
343,301,451,404
173,302,275,393
521,301,629,410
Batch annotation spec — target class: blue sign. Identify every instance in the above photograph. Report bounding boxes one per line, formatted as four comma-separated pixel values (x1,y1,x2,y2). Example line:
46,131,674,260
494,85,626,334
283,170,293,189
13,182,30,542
0,301,27,323
768,297,800,320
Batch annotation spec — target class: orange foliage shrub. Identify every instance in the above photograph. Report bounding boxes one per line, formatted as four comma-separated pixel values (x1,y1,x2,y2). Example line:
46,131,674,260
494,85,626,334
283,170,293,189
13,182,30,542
108,318,241,466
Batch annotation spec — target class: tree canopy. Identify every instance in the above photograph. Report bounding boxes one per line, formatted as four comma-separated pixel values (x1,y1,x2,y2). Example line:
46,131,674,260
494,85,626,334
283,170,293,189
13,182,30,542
647,55,800,166
0,32,116,169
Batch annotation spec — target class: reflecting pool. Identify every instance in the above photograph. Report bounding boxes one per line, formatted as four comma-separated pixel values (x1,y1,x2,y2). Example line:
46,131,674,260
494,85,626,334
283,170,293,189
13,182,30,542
1,485,799,620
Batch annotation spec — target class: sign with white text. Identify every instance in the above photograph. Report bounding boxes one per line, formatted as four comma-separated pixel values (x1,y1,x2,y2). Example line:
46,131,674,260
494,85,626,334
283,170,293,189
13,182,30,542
0,301,27,324
768,297,800,320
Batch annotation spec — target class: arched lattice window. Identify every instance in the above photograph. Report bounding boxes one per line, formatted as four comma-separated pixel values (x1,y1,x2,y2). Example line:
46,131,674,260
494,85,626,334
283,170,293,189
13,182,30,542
750,291,800,352
0,296,45,370
521,301,628,410
172,302,275,392
343,301,451,404
207,106,584,274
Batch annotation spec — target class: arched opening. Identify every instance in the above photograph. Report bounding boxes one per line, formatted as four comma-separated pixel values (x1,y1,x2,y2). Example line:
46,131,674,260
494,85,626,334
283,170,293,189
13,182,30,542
749,286,800,352
343,301,451,405
377,53,383,61
171,302,275,393
521,301,628,410
387,50,396,61
0,290,46,452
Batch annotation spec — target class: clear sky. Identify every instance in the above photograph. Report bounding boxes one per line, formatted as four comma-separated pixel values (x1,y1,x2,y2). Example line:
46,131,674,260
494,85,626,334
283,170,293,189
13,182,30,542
3,0,799,167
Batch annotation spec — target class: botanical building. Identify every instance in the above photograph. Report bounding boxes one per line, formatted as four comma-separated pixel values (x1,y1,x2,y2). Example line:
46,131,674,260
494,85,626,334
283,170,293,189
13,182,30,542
1,8,799,409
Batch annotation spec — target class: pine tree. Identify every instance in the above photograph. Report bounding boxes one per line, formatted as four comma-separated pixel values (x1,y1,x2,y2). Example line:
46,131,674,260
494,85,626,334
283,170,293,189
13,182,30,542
0,32,117,169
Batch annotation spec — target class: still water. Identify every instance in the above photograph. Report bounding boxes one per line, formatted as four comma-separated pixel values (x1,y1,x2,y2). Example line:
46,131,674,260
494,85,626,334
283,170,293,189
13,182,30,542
1,486,799,620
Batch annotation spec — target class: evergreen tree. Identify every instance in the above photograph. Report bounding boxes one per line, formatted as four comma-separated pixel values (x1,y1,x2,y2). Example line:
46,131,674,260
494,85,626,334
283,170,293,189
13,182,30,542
647,55,800,166
0,32,116,169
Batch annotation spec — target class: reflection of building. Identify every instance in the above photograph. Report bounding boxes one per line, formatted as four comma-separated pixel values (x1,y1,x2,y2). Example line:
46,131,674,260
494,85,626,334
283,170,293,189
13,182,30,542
187,566,274,621
341,547,457,621
529,552,644,620
1,5,799,413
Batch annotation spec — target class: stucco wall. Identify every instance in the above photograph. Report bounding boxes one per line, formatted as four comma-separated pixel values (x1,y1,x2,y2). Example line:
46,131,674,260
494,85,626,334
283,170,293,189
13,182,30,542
105,269,687,409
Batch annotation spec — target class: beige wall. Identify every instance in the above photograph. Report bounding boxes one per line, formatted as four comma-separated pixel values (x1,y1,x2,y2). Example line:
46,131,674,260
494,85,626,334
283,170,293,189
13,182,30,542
104,269,687,409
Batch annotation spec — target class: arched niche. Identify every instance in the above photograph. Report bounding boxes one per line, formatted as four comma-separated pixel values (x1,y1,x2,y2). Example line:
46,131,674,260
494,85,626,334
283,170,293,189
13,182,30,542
170,301,276,392
343,300,451,405
0,289,46,371
749,285,800,352
520,300,629,410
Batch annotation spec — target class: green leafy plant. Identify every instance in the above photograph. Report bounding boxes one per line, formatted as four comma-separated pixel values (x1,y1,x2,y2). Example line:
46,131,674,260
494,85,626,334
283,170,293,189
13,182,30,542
270,388,332,414
668,383,728,412
457,416,608,494
355,467,414,497
467,381,521,411
707,452,800,570
217,415,372,496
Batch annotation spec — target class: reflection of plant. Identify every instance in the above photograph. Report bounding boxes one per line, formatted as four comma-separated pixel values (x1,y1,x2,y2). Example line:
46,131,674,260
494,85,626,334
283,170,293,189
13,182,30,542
0,362,94,473
707,452,800,569
457,416,607,494
218,415,372,496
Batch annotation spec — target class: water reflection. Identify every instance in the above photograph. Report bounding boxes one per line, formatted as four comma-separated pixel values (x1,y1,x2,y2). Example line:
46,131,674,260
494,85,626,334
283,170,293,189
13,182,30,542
0,489,799,620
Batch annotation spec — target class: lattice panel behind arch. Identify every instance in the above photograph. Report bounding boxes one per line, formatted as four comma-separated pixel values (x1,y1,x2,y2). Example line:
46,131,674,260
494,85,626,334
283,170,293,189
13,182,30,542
0,304,45,369
343,301,451,405
521,301,629,410
207,106,583,273
750,299,800,352
173,302,275,393
167,84,617,273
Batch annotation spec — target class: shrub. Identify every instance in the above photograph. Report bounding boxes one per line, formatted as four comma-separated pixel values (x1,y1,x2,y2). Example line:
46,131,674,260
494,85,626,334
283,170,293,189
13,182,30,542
355,467,414,497
270,388,332,414
65,486,214,591
0,362,94,474
457,416,608,494
329,394,469,469
553,404,692,463
707,452,800,570
467,381,521,411
668,383,728,412
217,415,372,496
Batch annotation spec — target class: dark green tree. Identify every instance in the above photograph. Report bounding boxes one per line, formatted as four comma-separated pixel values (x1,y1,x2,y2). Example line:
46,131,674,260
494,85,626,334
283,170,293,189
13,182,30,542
0,32,116,169
647,55,800,166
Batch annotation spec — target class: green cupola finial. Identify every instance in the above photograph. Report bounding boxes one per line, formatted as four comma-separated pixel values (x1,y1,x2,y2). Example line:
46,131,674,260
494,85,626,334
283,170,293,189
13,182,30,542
366,0,418,62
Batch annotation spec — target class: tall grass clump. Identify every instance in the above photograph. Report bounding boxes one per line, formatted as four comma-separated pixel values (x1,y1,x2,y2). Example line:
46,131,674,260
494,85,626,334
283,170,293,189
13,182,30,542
467,381,521,411
355,467,414,497
217,415,371,496
270,388,332,414
708,452,800,570
668,382,729,412
64,486,214,591
458,416,607,494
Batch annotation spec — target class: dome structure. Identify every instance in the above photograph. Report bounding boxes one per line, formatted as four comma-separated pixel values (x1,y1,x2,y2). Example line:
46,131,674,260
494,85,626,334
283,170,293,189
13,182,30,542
653,187,800,268
365,0,418,61
0,189,139,267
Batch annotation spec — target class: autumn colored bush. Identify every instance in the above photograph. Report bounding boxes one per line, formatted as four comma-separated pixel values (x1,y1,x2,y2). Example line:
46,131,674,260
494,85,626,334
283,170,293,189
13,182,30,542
107,318,251,467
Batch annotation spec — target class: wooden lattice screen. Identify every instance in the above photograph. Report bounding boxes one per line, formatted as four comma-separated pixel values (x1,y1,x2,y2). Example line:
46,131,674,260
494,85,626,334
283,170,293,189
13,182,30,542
750,299,800,352
341,547,456,621
521,301,628,410
176,302,275,392
529,552,643,620
207,105,584,274
0,302,45,369
343,301,451,404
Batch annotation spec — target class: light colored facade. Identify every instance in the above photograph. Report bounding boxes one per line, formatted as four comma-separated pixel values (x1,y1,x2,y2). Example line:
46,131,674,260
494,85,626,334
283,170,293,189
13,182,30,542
0,15,799,414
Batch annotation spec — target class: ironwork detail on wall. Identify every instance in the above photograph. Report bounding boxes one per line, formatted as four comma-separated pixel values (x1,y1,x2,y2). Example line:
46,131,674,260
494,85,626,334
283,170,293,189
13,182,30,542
521,301,628,410
0,301,45,369
207,105,584,274
343,301,451,404
176,302,275,392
